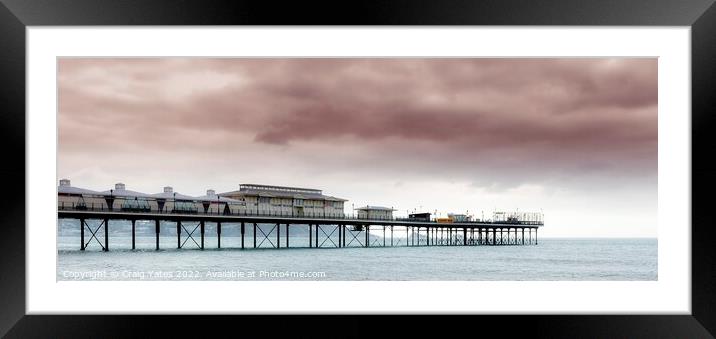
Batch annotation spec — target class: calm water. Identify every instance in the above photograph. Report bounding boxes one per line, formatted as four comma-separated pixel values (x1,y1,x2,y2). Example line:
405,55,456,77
57,221,656,280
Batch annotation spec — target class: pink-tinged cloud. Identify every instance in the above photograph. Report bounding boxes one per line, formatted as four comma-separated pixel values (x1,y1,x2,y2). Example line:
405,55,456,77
58,58,656,192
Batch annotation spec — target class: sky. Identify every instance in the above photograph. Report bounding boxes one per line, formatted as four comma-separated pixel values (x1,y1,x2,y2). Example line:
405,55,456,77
58,58,657,237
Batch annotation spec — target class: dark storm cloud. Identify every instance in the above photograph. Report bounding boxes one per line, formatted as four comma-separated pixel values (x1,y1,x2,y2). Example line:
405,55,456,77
58,58,657,187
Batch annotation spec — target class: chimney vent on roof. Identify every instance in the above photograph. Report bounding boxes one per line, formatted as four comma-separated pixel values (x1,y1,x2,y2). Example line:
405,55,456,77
59,179,71,187
115,183,125,190
207,189,216,196
164,186,173,193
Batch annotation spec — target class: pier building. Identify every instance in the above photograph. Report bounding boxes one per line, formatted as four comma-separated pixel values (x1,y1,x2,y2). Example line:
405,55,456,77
195,189,246,215
355,206,396,220
219,184,347,217
57,179,544,251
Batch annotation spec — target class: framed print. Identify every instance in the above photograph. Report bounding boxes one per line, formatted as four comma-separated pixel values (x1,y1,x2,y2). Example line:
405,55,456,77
1,0,715,337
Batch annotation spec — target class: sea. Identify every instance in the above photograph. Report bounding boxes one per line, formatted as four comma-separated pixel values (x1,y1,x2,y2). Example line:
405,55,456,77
57,220,657,281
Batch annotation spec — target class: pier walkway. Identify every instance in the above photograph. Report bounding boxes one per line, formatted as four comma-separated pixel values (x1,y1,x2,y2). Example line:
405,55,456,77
58,206,543,251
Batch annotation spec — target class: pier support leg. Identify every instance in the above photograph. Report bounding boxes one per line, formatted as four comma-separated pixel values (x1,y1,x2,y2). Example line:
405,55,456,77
217,222,221,249
383,225,386,247
391,226,394,247
155,220,160,250
80,218,85,251
253,223,257,248
104,218,109,251
131,220,136,250
276,223,280,249
286,224,290,248
463,228,467,246
309,224,312,248
522,228,525,245
177,221,181,249
535,228,538,245
343,225,346,247
315,224,319,248
365,225,369,247
241,222,245,249
200,221,205,250
407,226,410,247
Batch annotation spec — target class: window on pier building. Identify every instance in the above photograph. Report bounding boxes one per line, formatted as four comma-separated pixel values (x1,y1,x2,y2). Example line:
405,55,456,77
258,197,270,204
121,198,150,212
294,198,303,206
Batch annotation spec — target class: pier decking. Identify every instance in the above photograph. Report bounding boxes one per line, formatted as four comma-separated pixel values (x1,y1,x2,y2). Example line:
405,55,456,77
58,206,543,251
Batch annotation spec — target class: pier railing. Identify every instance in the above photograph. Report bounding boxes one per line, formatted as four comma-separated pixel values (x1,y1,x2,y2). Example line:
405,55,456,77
58,202,544,226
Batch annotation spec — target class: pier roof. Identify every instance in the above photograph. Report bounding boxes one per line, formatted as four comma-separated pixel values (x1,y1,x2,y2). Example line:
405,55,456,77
355,205,396,211
100,183,151,198
58,179,102,196
220,183,348,202
58,184,102,196
196,189,245,204
151,191,199,201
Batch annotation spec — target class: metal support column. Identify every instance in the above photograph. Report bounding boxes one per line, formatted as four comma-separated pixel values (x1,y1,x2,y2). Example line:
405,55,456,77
253,223,257,248
391,226,394,246
104,218,109,251
131,219,136,250
177,221,181,249
80,218,85,251
309,224,312,248
316,224,319,247
241,222,245,249
365,225,369,247
200,220,205,250
155,220,160,250
286,224,290,248
383,225,386,247
463,228,467,246
276,223,280,249
535,228,538,245
217,222,222,249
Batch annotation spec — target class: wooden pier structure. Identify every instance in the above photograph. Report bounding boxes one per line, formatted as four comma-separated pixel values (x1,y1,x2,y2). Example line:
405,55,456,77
58,207,543,251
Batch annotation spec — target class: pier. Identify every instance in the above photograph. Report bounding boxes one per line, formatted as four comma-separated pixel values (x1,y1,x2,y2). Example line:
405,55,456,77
58,206,543,251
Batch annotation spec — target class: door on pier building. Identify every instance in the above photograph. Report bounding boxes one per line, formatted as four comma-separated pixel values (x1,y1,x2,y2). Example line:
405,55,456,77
293,206,304,217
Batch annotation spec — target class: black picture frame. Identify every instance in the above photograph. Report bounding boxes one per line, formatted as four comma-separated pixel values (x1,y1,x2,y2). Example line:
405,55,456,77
1,0,714,337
